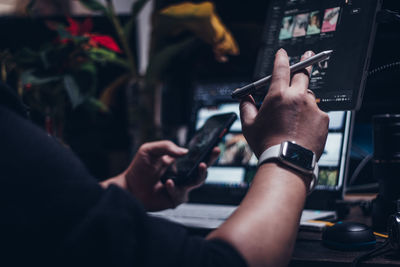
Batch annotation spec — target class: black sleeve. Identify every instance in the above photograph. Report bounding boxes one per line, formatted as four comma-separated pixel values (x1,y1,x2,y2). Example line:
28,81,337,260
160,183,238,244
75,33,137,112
0,106,247,267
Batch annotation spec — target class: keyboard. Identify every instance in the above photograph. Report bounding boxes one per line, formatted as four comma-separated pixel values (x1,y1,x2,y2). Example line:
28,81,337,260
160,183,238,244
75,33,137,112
150,203,236,229
149,203,337,230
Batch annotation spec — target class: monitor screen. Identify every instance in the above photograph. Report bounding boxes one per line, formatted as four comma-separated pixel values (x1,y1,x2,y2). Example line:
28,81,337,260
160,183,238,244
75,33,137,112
253,0,381,110
193,101,352,191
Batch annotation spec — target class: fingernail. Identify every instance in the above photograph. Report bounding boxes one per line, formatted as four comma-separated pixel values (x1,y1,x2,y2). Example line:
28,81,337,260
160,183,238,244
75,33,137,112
179,148,189,153
305,51,313,58
278,48,287,55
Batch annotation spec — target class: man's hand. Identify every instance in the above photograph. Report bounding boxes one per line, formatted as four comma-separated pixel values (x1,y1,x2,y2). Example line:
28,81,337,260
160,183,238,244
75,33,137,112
101,140,220,211
207,50,330,267
240,49,329,159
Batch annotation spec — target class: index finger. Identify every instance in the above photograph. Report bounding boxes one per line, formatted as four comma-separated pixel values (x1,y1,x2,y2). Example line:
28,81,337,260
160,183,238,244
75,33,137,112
268,49,290,96
291,50,314,92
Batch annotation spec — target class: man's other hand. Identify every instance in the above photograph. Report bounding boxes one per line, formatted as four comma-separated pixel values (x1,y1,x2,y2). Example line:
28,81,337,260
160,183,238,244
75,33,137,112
102,140,219,211
240,49,329,160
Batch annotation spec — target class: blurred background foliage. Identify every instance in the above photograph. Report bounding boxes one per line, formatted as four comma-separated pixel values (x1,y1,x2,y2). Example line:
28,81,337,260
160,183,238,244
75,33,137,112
0,0,239,178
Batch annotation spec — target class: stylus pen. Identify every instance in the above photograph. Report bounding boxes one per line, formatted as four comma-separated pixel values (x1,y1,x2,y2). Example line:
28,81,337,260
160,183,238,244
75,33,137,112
231,50,333,99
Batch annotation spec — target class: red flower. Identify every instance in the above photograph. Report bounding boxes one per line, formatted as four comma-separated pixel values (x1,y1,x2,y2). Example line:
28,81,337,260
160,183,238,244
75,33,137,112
52,17,122,53
66,17,93,36
89,35,122,53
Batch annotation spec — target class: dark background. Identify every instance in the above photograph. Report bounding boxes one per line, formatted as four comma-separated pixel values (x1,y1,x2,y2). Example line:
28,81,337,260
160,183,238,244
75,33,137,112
0,16,134,179
0,0,399,189
160,0,400,191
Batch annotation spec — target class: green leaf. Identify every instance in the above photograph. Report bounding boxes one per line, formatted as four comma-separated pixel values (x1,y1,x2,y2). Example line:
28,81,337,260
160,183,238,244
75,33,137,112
39,51,50,70
87,48,130,69
56,26,88,44
78,62,97,75
63,75,85,109
88,47,117,61
21,70,61,85
123,0,148,48
123,18,136,45
78,0,107,12
77,62,98,95
56,25,72,39
88,98,110,113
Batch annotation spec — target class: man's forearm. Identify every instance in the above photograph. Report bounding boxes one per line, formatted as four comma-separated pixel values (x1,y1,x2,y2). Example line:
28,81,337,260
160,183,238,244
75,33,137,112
207,162,309,267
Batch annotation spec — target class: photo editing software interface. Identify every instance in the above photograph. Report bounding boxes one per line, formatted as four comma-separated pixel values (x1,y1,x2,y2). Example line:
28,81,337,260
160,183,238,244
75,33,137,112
254,0,379,110
192,99,351,191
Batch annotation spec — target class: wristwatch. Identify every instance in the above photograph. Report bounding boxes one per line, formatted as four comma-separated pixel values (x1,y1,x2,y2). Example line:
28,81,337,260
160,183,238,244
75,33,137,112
257,141,319,194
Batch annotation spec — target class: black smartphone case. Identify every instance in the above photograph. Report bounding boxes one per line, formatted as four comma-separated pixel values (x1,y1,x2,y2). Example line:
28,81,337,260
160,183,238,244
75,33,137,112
161,112,238,186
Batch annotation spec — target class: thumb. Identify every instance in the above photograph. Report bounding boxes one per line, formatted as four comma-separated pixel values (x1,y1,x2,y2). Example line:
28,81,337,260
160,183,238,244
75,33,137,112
143,141,188,158
240,95,258,127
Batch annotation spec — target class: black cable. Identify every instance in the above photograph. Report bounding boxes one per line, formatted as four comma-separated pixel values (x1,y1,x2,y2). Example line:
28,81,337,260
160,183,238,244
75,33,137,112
376,9,400,24
368,9,400,77
351,240,390,267
351,144,371,158
348,154,373,186
368,61,400,77
346,183,379,193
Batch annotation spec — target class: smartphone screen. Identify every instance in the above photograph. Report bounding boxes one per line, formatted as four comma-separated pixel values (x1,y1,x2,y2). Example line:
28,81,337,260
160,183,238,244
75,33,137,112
162,112,237,186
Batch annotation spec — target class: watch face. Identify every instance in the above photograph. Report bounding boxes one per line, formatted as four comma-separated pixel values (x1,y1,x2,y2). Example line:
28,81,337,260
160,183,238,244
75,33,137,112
281,142,315,171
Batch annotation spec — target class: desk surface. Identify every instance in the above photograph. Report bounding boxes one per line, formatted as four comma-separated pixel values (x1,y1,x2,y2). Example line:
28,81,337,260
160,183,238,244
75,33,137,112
187,195,400,266
291,231,400,267
291,199,400,266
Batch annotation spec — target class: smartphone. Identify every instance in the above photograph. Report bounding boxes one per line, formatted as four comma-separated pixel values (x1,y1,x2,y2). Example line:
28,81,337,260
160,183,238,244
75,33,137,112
161,112,238,186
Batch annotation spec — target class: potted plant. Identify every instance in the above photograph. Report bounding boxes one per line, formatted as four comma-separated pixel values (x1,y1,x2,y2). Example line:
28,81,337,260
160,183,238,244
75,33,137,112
7,0,239,151
8,16,127,141
77,0,240,151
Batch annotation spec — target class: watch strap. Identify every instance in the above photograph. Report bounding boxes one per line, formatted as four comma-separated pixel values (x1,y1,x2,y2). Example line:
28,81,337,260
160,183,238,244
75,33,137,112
257,144,281,166
257,143,318,194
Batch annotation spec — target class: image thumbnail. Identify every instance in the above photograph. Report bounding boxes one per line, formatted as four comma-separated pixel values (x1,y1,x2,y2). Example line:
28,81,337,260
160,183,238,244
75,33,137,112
311,58,329,77
307,11,321,35
318,169,338,186
322,7,340,33
292,13,309,37
318,133,343,167
218,134,254,166
279,16,294,40
288,55,301,66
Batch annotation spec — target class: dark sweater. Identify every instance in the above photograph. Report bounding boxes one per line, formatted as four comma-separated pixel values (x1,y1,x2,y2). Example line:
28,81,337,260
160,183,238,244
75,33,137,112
0,85,247,267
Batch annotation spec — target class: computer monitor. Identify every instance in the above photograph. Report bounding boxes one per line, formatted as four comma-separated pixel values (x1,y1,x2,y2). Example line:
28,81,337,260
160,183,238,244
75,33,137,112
254,0,381,110
188,0,369,208
189,95,353,209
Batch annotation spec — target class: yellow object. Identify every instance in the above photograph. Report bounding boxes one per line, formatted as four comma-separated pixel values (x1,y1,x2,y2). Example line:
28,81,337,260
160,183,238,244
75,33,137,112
307,220,335,227
307,220,389,238
157,1,239,62
373,232,388,238
99,73,130,108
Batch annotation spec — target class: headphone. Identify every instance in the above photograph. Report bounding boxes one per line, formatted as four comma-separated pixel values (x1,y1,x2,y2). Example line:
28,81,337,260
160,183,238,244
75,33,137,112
351,200,400,266
387,202,400,251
